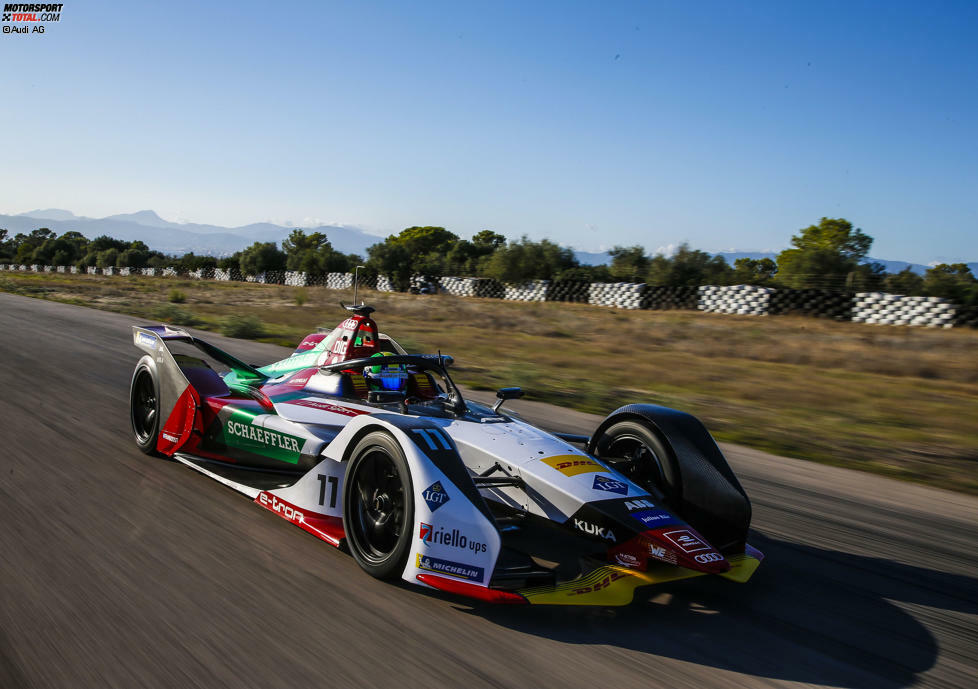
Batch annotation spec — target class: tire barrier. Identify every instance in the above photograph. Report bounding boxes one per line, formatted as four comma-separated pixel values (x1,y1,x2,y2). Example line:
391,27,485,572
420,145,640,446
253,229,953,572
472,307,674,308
641,286,700,310
698,285,773,315
436,276,478,297
853,293,956,328
3,262,975,328
589,282,647,309
284,271,307,287
325,272,353,290
954,305,978,328
768,288,854,320
503,280,550,301
473,278,505,298
546,280,591,303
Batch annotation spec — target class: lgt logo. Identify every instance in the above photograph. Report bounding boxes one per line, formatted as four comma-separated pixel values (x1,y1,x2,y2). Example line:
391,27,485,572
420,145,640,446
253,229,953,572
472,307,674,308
422,481,450,512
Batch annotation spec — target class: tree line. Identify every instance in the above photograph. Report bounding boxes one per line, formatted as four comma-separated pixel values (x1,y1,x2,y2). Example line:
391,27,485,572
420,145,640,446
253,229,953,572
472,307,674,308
2,218,975,305
0,228,363,276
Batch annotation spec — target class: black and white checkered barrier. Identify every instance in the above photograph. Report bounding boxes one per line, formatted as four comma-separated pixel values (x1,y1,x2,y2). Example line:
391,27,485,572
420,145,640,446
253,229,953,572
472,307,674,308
768,288,854,320
698,285,773,315
852,293,956,328
589,282,647,309
436,276,479,297
503,280,550,301
325,272,353,290
284,271,307,286
640,286,699,310
954,305,978,328
546,280,591,303
4,263,974,328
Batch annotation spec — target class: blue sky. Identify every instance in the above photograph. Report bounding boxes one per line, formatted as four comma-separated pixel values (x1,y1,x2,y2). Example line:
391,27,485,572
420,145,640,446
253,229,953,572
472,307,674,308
1,1,975,263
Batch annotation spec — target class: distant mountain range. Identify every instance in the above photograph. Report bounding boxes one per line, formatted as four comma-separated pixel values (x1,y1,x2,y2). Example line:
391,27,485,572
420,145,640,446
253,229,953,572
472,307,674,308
4,209,386,257
3,209,973,275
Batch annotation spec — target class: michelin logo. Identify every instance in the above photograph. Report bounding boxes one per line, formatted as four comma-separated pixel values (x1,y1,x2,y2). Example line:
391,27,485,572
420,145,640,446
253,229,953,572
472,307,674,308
136,332,157,350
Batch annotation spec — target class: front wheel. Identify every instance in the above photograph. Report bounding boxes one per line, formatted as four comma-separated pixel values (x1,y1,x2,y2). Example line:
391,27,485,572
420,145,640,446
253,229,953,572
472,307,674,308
592,419,680,505
343,432,414,579
130,357,161,456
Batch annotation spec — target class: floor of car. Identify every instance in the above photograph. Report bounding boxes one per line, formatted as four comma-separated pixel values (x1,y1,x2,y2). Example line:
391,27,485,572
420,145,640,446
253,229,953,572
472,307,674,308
178,454,305,491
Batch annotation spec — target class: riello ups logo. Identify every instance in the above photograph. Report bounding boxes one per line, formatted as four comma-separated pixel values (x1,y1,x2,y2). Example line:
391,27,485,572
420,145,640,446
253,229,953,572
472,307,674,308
2,3,63,35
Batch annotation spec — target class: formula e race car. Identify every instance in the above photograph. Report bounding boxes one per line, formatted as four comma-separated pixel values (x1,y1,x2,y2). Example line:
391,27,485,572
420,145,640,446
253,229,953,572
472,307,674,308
129,303,762,605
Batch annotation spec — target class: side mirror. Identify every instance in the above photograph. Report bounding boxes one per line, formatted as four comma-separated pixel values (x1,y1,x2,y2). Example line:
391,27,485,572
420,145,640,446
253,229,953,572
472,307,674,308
492,387,524,413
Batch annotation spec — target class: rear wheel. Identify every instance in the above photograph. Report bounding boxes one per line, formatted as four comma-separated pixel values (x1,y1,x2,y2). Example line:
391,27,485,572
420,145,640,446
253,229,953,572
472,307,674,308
130,359,161,456
593,420,680,505
343,432,414,579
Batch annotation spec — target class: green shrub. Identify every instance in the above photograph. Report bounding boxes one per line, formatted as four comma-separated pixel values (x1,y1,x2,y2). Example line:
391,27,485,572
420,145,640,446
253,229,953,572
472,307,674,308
294,288,307,307
168,288,187,303
153,304,198,325
221,315,264,339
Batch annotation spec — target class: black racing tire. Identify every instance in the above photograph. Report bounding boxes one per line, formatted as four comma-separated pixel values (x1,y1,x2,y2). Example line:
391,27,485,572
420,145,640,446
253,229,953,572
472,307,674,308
129,357,161,456
592,419,680,505
343,431,414,580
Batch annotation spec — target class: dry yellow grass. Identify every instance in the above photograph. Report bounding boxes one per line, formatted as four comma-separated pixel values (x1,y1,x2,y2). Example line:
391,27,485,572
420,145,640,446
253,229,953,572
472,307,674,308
3,272,977,494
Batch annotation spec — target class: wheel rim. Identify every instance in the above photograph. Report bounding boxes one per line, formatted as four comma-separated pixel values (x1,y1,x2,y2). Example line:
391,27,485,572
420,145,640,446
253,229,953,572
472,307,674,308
604,433,667,493
132,369,158,444
349,448,405,563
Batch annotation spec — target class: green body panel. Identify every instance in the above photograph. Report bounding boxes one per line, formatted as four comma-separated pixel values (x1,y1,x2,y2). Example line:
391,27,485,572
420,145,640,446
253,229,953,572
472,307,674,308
257,349,322,378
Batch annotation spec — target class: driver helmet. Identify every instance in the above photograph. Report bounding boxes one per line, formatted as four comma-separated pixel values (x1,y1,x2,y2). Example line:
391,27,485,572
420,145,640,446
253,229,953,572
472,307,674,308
364,351,408,392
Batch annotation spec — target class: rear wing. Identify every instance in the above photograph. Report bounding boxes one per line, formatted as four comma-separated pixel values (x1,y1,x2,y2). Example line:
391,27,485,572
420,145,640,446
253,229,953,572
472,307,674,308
132,325,267,385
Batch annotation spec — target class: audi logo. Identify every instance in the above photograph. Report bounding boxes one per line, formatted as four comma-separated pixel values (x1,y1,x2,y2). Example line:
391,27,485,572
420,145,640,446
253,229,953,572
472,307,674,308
694,552,723,563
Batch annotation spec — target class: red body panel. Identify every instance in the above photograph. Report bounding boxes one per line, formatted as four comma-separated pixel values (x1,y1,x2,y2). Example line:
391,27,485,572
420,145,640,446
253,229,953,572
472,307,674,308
255,492,345,547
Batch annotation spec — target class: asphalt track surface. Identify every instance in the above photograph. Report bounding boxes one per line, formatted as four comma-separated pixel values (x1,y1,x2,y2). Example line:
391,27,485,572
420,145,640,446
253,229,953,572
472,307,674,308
0,292,976,689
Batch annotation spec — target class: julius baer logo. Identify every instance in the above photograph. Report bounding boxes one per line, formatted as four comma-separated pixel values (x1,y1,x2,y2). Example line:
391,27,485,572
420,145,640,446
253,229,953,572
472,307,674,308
3,3,64,34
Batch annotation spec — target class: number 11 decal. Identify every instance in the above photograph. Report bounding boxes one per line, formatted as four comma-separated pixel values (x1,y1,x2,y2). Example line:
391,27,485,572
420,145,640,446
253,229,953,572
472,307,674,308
317,474,338,508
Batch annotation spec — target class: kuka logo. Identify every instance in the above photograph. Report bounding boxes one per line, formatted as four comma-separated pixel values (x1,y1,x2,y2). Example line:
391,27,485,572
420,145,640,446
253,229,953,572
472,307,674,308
573,519,617,542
